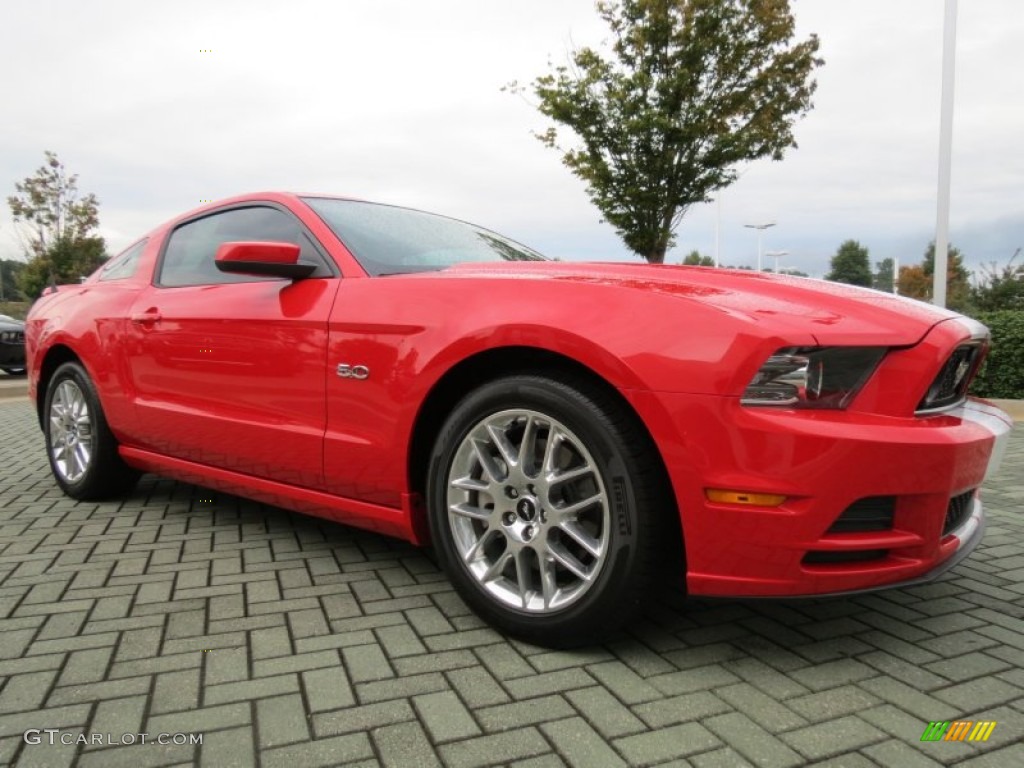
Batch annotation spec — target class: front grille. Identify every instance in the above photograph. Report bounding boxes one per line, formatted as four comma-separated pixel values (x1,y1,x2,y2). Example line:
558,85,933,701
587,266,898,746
917,344,982,412
827,496,895,534
803,549,888,565
944,490,975,535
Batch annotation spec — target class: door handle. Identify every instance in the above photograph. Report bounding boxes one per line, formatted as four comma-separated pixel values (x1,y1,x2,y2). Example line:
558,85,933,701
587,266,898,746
130,309,162,325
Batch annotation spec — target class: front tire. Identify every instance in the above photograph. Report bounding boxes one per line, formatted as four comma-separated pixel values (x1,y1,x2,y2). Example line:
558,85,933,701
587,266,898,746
44,361,139,499
427,374,671,647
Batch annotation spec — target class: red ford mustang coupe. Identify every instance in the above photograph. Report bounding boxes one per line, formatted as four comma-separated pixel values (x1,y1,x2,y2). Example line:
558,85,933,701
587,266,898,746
25,192,1012,646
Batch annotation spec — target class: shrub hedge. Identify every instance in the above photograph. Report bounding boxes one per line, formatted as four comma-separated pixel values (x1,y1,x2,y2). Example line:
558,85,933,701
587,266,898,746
971,310,1024,399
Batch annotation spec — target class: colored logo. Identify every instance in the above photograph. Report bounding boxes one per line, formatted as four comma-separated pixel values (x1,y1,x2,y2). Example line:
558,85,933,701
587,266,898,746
920,721,996,742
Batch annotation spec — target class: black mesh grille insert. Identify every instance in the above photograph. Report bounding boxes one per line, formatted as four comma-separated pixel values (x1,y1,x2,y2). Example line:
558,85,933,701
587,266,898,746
827,496,896,534
918,344,981,412
944,490,975,535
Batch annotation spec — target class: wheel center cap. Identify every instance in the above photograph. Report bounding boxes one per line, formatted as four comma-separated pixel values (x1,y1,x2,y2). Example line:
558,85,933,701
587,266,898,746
516,497,538,522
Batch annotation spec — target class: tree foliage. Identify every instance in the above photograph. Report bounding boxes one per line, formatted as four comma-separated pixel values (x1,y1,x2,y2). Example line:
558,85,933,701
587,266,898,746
17,236,107,300
922,241,971,312
825,239,872,287
873,257,894,292
681,249,715,266
898,241,972,312
971,249,1023,312
7,152,107,298
897,264,931,301
0,259,26,302
521,0,822,263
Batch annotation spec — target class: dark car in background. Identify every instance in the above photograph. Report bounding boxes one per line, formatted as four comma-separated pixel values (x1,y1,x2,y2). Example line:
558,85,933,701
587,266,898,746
0,314,26,375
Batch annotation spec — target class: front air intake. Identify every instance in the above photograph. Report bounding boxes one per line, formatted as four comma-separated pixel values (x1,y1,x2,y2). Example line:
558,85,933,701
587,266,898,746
944,490,975,535
826,496,895,534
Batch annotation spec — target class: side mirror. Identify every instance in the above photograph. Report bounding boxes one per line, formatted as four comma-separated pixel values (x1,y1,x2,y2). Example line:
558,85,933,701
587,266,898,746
214,241,316,279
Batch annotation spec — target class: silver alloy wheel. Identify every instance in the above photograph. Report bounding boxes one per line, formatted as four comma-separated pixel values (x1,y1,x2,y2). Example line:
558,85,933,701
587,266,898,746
446,408,610,613
49,379,94,483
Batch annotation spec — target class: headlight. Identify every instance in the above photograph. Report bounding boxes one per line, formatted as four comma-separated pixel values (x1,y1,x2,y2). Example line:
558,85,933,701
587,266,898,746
0,331,16,343
742,347,887,409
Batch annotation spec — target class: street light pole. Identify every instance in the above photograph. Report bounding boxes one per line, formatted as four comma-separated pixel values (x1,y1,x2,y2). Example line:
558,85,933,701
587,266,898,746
744,222,776,272
714,196,721,267
765,250,788,274
933,0,957,307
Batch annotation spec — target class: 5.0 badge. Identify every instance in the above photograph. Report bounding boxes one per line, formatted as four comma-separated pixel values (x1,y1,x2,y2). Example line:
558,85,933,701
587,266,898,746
336,364,370,380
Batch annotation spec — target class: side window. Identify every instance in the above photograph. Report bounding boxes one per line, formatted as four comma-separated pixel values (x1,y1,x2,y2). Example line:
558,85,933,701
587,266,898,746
98,239,147,281
159,206,328,287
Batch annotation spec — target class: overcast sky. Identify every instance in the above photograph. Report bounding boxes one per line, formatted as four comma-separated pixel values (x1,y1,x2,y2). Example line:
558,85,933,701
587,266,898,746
1,0,1021,278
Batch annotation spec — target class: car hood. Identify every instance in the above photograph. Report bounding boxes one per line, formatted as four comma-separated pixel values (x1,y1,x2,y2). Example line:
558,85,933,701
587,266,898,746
437,262,963,346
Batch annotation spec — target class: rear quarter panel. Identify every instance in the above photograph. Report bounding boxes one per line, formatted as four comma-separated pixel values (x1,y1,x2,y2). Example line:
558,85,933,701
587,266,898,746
27,234,164,441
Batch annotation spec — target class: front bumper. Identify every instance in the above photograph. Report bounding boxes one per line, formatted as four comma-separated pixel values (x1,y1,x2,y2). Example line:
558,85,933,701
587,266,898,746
0,342,25,367
629,390,1013,597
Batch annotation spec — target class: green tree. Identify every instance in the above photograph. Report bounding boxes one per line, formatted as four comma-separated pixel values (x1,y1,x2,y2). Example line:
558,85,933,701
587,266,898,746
17,236,106,299
0,259,26,302
681,249,715,266
972,249,1024,311
922,241,971,312
7,152,107,298
873,257,894,292
518,0,822,263
826,240,872,287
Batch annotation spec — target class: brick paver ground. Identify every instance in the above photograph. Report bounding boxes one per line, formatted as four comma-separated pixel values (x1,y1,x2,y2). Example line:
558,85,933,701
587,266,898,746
1,399,1021,767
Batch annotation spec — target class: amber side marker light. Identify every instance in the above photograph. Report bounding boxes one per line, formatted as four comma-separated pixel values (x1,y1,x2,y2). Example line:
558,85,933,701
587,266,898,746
706,489,787,507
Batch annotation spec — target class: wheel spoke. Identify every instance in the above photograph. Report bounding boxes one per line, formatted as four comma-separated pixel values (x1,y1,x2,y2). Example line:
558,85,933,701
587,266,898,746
449,502,491,522
462,528,499,565
514,549,532,608
487,423,519,469
548,543,590,582
519,414,538,474
471,439,506,483
547,464,592,487
542,428,564,476
451,475,490,493
482,549,512,583
550,492,604,522
558,520,603,558
81,441,94,473
539,555,558,609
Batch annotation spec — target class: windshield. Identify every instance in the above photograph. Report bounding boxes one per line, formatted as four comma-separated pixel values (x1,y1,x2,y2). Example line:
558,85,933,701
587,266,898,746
303,198,549,276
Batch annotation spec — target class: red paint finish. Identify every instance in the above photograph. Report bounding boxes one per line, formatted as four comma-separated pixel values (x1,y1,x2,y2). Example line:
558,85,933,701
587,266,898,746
25,192,1013,598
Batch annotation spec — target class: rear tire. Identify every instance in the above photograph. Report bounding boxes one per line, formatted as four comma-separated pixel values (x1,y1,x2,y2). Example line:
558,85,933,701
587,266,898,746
44,362,139,499
427,374,671,647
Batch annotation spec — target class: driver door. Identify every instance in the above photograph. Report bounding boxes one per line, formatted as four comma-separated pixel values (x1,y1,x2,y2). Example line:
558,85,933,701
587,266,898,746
126,205,339,488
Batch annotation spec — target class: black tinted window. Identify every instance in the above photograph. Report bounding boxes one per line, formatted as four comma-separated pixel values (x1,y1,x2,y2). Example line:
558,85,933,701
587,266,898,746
160,206,326,287
98,239,146,281
303,198,548,276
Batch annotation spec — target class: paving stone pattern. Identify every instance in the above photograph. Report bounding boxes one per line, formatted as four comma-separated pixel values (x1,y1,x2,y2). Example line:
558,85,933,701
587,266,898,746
1,399,1022,767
